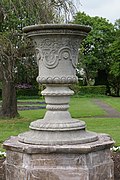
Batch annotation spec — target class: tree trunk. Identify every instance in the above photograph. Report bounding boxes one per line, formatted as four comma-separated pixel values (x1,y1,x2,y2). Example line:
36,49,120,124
1,81,18,118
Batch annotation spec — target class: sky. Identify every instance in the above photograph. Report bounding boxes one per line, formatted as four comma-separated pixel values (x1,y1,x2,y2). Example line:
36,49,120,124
74,0,120,24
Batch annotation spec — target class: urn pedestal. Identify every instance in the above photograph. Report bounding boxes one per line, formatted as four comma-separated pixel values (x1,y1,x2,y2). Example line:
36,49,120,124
4,135,114,180
3,24,114,180
18,24,98,146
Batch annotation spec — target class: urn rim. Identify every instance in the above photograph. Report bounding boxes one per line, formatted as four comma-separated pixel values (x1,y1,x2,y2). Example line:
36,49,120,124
23,24,91,33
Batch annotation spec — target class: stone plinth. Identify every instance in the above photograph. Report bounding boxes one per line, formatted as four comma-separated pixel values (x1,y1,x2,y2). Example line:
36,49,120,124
0,159,5,180
3,24,114,179
4,134,114,180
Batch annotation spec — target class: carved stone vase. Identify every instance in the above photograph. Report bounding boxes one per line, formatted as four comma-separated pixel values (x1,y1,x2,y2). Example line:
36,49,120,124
18,24,98,145
3,24,114,180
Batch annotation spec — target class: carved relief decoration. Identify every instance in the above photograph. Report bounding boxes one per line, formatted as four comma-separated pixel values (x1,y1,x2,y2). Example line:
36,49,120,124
34,37,80,70
36,76,78,84
58,47,72,62
35,48,43,66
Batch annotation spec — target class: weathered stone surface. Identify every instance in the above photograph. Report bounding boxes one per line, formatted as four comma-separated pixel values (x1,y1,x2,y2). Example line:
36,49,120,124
89,163,114,180
112,152,120,180
3,24,114,179
0,159,6,180
18,24,98,146
5,164,27,180
3,134,114,180
28,168,89,180
4,134,114,154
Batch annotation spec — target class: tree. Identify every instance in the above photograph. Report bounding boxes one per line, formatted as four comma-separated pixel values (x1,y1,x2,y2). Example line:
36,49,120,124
107,19,120,96
0,0,79,118
0,33,18,117
0,0,38,118
73,12,115,90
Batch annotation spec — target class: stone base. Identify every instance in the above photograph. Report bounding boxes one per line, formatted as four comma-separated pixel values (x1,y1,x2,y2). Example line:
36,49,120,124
0,159,5,180
3,134,114,180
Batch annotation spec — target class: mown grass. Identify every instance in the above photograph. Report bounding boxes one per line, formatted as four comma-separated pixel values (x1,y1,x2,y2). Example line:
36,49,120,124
0,118,31,145
69,97,106,117
101,97,120,112
0,96,120,151
18,97,106,117
83,117,120,146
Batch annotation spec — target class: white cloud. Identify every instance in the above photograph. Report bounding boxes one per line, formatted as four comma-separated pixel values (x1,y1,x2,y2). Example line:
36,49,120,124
76,0,120,23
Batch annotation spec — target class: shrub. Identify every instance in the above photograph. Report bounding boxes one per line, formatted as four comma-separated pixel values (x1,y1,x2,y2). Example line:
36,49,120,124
0,89,2,98
16,83,39,97
70,85,106,96
17,88,38,97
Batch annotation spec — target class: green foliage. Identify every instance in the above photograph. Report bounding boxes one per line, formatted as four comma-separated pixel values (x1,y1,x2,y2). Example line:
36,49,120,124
73,12,120,96
0,0,54,118
0,82,2,89
74,12,114,72
0,82,2,98
0,89,2,98
1,0,54,30
0,0,80,118
71,85,106,95
17,96,40,100
70,84,82,94
107,20,120,96
79,85,106,95
0,0,44,85
1,0,76,86
16,89,38,97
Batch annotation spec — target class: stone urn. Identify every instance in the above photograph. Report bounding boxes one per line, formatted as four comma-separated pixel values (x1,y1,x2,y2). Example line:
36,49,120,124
3,24,114,180
18,24,98,145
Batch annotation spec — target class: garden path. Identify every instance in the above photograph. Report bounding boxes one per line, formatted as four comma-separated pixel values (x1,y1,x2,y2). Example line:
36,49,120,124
93,99,120,118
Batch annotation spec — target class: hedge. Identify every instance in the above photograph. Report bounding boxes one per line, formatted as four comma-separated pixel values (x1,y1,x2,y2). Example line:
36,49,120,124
70,85,106,95
0,85,107,98
0,89,2,98
16,88,38,97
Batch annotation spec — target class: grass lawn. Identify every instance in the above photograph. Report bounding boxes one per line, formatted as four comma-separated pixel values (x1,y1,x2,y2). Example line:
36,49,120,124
0,96,120,151
19,97,107,117
69,97,106,117
101,97,120,112
83,117,120,146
